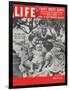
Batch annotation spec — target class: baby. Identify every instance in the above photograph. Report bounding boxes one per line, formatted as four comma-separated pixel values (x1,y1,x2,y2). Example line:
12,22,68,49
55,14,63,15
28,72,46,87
30,43,44,73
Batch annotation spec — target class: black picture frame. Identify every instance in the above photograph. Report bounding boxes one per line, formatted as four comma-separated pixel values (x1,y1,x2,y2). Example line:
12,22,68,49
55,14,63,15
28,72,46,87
9,1,67,89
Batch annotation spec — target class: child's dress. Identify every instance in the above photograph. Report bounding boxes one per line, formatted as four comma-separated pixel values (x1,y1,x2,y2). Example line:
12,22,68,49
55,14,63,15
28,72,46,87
32,50,43,65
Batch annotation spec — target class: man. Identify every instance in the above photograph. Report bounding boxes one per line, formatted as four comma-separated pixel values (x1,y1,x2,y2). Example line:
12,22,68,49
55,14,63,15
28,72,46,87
42,46,65,76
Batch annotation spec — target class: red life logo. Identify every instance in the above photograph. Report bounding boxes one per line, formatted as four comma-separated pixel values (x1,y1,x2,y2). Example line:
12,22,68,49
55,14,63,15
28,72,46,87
14,5,36,18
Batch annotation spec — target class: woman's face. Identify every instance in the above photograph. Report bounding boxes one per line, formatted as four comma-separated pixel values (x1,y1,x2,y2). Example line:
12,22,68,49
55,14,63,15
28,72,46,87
32,37,39,45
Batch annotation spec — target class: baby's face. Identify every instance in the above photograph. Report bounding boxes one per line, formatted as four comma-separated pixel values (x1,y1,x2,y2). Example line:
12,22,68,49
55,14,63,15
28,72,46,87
36,44,42,51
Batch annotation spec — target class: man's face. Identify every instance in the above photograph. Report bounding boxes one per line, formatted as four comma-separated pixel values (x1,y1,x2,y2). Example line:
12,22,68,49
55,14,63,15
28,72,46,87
56,30,60,36
41,27,47,37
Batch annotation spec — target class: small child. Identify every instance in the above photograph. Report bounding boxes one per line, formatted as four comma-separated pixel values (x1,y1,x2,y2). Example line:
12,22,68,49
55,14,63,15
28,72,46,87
30,43,44,73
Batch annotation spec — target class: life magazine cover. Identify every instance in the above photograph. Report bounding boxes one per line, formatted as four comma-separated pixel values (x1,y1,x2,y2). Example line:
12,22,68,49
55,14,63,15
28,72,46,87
9,1,67,88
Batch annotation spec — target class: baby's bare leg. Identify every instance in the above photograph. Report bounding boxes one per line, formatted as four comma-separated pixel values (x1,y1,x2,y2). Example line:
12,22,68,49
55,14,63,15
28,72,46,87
36,63,42,72
27,61,34,72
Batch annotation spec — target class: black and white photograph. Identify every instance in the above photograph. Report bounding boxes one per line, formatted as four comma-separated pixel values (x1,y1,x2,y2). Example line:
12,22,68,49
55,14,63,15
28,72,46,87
13,18,65,78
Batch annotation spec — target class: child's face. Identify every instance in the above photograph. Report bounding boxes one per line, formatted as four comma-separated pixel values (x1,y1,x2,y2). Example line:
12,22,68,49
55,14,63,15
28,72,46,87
36,44,42,51
32,37,39,45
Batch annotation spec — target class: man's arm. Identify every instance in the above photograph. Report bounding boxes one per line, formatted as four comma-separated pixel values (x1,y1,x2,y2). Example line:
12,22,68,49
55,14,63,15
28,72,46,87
42,53,52,70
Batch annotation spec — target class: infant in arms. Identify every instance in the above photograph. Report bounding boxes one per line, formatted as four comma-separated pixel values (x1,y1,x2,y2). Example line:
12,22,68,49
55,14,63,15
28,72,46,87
30,43,44,72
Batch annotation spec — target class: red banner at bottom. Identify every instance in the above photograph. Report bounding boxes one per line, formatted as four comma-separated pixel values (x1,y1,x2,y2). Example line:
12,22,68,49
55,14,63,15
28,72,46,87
13,74,65,86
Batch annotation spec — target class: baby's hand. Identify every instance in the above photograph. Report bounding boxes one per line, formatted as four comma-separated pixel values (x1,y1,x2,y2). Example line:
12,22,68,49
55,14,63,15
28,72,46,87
19,64,24,72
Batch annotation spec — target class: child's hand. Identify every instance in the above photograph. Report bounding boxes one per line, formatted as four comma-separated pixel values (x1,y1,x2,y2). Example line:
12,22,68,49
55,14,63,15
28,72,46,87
19,64,24,72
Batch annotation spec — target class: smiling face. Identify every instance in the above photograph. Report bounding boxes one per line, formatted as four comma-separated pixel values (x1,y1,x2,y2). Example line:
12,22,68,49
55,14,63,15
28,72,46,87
35,44,42,51
41,27,47,38
32,37,39,45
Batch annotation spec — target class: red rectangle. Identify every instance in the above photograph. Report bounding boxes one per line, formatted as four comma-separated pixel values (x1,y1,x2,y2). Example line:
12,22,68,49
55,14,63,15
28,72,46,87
14,5,36,18
38,6,65,19
13,5,65,19
13,75,65,86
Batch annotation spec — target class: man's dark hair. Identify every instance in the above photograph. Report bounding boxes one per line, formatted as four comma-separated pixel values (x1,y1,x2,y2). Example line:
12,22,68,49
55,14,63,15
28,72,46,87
43,41,53,51
28,34,35,41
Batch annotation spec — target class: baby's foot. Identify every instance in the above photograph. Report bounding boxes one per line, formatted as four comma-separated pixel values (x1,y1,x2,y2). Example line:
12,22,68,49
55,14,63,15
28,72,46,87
19,65,23,72
29,69,34,73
